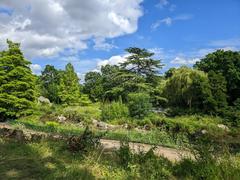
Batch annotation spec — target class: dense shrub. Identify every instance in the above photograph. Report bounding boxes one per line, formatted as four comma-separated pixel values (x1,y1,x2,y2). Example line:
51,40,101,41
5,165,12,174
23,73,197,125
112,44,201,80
174,145,240,180
116,141,174,179
63,109,85,122
101,101,129,121
67,126,101,153
127,93,152,119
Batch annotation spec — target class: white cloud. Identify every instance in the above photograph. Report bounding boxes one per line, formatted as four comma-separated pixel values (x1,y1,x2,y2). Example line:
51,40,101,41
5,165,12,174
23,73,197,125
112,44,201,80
156,0,169,9
30,64,42,75
209,38,240,47
0,0,143,58
97,54,128,69
151,14,192,30
93,38,117,51
170,56,199,65
148,48,165,59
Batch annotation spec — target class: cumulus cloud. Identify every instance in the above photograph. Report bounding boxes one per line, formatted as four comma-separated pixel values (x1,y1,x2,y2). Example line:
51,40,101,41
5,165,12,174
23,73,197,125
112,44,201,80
151,14,192,30
0,0,143,58
97,54,128,69
170,57,199,65
30,64,42,75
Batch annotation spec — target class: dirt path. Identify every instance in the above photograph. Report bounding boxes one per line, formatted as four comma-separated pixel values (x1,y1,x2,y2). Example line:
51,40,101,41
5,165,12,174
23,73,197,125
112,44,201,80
100,139,191,161
0,123,191,161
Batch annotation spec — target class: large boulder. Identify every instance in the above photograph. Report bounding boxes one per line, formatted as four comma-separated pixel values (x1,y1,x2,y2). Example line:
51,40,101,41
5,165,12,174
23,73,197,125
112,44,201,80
38,96,51,105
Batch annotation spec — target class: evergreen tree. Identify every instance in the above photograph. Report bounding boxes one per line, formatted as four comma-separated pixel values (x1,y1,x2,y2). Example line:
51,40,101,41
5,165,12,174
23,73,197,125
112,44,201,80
0,40,36,121
58,63,80,105
39,65,61,103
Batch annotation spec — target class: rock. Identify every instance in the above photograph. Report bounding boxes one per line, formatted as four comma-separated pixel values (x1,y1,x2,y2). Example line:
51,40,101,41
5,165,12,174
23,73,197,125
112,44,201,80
217,124,229,131
38,96,51,105
107,124,120,130
57,115,67,123
97,121,108,130
143,124,151,131
92,119,120,130
122,123,129,129
92,119,98,125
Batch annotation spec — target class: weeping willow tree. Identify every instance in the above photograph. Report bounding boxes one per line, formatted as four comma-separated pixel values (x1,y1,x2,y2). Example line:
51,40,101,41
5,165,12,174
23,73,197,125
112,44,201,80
163,67,214,111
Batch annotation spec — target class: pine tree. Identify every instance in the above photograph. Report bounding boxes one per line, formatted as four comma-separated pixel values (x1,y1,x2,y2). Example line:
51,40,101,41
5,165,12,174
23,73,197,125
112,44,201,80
58,63,80,105
0,40,36,121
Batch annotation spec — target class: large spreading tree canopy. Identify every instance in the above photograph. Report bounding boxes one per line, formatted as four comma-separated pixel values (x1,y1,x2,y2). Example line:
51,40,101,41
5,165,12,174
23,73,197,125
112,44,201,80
194,50,240,104
0,40,36,120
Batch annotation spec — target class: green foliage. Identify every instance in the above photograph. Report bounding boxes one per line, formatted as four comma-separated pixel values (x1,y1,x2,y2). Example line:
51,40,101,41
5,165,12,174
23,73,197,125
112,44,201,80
120,47,163,78
101,101,129,121
163,67,214,112
62,109,85,122
174,146,240,180
116,141,174,179
115,141,133,169
39,65,61,103
45,121,60,131
83,71,103,102
195,50,240,104
0,40,36,120
127,92,152,119
208,70,228,111
67,126,101,153
58,63,80,105
84,48,164,102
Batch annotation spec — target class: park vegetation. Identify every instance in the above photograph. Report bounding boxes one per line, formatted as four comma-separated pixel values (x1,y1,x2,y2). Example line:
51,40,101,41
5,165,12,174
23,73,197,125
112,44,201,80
0,40,240,179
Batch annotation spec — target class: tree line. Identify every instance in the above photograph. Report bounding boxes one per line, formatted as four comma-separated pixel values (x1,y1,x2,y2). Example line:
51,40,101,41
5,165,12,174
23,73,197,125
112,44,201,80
0,40,240,125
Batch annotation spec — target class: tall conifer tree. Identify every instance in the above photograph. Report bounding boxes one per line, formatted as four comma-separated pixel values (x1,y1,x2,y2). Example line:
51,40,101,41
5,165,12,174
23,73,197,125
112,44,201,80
0,40,36,121
58,63,80,104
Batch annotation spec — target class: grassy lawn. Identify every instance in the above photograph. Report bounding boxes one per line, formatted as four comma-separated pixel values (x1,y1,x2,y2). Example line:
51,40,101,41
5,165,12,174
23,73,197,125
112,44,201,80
0,138,128,179
1,137,240,180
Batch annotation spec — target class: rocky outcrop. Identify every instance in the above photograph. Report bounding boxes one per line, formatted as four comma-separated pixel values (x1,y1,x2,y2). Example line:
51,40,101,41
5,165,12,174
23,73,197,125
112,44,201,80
92,119,121,130
0,123,66,142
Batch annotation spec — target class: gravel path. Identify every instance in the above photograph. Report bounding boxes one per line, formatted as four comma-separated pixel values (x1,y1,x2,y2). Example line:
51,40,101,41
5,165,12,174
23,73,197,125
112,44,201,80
100,139,191,161
0,123,191,161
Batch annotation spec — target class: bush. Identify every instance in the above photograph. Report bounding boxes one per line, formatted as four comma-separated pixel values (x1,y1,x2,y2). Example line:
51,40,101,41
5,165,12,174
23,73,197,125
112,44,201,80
116,141,174,179
174,145,240,179
67,126,101,153
63,109,85,122
101,101,129,121
45,121,60,131
127,93,152,119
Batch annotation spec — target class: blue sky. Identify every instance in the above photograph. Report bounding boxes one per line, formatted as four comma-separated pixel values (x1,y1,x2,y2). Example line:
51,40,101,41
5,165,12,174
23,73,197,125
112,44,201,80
0,0,240,78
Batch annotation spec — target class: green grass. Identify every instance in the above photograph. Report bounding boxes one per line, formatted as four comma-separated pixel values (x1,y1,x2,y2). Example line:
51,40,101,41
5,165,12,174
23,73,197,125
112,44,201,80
1,137,240,179
8,104,238,149
9,116,185,148
0,138,127,179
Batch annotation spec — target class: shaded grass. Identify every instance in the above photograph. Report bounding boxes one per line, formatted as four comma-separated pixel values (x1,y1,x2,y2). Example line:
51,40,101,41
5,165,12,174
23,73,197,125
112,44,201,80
0,138,126,179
